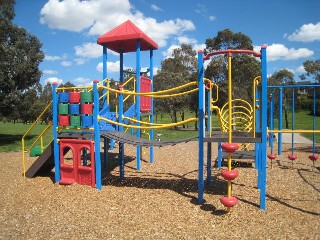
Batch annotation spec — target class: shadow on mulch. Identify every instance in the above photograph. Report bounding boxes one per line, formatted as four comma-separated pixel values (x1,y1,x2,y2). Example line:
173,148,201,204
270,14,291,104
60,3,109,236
266,194,319,216
100,152,232,214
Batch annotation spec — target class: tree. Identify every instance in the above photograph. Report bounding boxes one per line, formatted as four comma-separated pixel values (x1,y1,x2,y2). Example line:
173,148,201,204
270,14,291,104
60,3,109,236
299,59,320,83
154,44,197,129
205,29,253,53
0,0,44,117
204,29,260,108
268,69,295,128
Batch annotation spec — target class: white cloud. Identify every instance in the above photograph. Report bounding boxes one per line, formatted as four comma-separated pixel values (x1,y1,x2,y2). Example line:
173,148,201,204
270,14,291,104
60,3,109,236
193,44,206,52
150,4,162,11
161,44,180,58
45,55,61,61
73,77,92,86
61,61,72,67
295,65,306,74
177,36,197,45
74,58,86,65
40,0,195,48
286,22,320,42
255,44,314,61
195,4,206,14
209,16,216,22
162,43,206,59
96,61,122,73
45,77,63,85
74,42,102,58
74,77,90,83
43,69,58,74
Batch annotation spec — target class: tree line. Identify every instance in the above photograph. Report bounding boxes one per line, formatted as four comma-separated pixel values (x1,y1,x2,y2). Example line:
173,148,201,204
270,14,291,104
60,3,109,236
1,1,319,125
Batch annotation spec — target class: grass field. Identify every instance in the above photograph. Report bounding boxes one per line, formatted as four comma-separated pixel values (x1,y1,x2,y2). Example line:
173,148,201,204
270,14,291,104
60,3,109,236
272,110,320,143
0,110,319,152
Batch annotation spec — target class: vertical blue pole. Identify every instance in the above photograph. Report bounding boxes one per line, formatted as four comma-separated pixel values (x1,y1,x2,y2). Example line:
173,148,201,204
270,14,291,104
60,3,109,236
217,142,222,169
136,40,141,170
259,46,267,210
52,83,60,182
149,49,155,164
119,51,125,180
103,46,107,108
291,89,295,155
312,88,316,154
93,80,102,190
278,88,283,155
269,93,274,151
197,50,205,204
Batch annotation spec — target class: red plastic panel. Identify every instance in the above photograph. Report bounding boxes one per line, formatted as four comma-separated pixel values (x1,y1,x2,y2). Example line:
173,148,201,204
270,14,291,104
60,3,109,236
59,115,70,126
59,138,95,187
140,76,151,113
69,92,81,103
81,103,93,114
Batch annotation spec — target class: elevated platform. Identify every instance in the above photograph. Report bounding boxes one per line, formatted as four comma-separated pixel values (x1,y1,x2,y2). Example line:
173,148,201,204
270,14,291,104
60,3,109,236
59,130,197,147
205,131,261,143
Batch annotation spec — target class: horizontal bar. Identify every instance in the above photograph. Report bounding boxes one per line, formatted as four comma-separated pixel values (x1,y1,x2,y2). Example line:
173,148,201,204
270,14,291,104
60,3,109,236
267,84,320,89
268,130,320,133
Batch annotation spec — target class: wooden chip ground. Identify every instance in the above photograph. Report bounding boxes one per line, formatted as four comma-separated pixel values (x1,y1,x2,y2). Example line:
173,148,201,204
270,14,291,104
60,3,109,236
1,142,319,239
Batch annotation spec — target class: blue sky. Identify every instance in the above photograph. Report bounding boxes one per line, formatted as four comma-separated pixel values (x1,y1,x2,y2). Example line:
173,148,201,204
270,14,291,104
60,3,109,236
14,0,320,86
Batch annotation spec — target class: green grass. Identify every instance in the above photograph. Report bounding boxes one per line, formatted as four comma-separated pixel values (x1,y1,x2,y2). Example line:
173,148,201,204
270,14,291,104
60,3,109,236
0,122,53,152
272,110,320,143
1,109,319,152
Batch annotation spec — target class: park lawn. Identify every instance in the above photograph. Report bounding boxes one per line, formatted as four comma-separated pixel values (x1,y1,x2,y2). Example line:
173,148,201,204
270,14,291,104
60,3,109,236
1,110,318,152
0,122,53,152
272,110,320,143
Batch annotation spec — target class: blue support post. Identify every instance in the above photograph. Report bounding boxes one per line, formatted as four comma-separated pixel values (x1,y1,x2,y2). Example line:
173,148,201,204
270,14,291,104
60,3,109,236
149,49,155,164
312,88,316,154
102,45,107,108
259,46,268,210
197,50,205,204
217,142,222,169
269,93,274,150
278,88,283,155
136,40,141,170
52,83,60,183
119,51,125,180
291,89,295,155
93,80,102,190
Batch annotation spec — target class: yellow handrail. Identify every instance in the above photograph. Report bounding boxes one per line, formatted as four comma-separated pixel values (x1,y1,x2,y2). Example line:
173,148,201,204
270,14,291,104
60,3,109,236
99,116,198,130
22,101,53,177
27,122,52,152
99,81,198,96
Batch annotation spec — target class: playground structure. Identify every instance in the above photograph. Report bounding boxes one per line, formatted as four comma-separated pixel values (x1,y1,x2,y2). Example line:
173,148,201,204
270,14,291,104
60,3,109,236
267,84,320,167
21,20,319,212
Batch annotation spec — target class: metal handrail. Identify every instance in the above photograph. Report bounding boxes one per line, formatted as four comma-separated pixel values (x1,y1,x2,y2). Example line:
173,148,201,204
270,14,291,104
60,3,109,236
21,101,53,177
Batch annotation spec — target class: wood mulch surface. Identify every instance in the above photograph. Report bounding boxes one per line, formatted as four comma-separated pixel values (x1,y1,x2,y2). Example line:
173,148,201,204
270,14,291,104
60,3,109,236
0,142,319,239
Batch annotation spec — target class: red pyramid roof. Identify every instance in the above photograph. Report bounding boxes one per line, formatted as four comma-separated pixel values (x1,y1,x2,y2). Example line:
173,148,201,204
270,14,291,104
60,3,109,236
97,20,158,53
